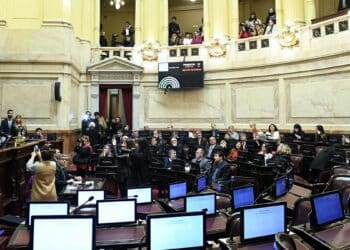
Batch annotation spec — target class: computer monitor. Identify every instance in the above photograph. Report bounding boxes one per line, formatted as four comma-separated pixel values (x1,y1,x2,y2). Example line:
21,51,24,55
169,181,187,200
274,176,287,198
286,168,294,188
127,187,152,204
31,215,95,250
96,199,136,226
232,185,255,210
241,202,286,243
196,176,207,192
147,212,206,250
27,202,69,226
77,190,105,206
185,193,216,215
311,191,345,227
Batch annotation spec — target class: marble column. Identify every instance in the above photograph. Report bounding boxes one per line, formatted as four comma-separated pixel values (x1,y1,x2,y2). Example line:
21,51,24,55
0,0,7,27
230,0,240,39
282,0,306,26
304,0,316,24
132,73,141,130
204,0,231,39
43,0,71,24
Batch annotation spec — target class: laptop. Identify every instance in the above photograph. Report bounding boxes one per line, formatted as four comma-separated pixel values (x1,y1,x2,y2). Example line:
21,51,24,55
241,202,287,244
232,185,255,211
31,215,95,250
27,201,69,227
185,193,216,216
196,175,207,192
310,190,345,228
273,176,287,199
96,199,137,227
77,189,105,207
146,211,206,250
127,187,152,204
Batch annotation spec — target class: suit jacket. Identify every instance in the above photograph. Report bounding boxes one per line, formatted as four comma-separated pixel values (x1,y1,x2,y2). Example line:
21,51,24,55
0,118,16,136
197,138,208,148
192,157,211,175
209,160,231,184
205,144,223,158
210,129,220,139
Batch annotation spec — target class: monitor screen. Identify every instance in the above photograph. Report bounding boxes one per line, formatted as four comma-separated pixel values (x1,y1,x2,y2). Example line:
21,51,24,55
241,202,286,243
275,176,287,198
127,187,152,204
27,202,69,226
77,190,105,206
197,176,207,192
185,193,216,215
232,185,255,210
311,191,345,226
169,182,187,200
147,212,205,250
31,215,95,250
97,199,136,226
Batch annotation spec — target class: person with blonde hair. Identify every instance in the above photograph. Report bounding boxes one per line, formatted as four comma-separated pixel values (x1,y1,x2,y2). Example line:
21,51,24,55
15,114,27,136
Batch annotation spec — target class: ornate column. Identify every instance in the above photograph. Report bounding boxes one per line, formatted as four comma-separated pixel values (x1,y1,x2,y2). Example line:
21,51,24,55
0,0,7,27
90,73,100,113
230,0,240,38
43,0,71,26
304,0,316,24
282,0,305,26
276,0,284,27
204,0,231,39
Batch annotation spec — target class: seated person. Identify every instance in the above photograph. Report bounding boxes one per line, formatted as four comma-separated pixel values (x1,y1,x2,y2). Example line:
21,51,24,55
227,125,239,140
240,133,248,151
293,123,304,140
265,123,280,140
26,148,57,201
163,149,178,168
151,136,163,155
98,144,115,165
168,136,183,155
258,143,274,165
315,124,327,143
209,151,231,186
205,136,223,158
191,148,211,175
182,32,192,45
195,130,208,148
226,141,242,162
180,144,192,162
191,31,203,44
53,149,81,195
31,127,44,139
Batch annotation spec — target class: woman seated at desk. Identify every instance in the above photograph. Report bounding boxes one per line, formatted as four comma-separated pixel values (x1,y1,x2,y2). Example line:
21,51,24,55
265,123,280,141
258,143,275,166
293,123,304,140
316,124,327,143
226,141,242,162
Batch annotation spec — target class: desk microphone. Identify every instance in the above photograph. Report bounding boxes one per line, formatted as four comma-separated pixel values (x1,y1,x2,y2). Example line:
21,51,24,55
254,185,273,203
71,196,94,214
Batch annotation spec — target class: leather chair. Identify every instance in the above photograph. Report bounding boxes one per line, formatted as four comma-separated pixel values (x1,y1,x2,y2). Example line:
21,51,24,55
216,193,232,210
225,212,241,238
323,174,350,192
332,165,350,175
291,197,311,226
341,184,350,213
274,233,297,250
290,155,303,175
230,176,260,195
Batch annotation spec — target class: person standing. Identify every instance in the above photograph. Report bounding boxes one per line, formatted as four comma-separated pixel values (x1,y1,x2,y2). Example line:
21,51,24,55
0,109,16,136
169,16,180,38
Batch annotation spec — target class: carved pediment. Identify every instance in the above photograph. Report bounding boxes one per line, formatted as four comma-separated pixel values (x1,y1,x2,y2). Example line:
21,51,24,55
87,57,143,73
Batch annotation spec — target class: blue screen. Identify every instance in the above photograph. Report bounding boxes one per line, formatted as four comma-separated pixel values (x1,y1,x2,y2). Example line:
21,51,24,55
169,182,187,200
275,177,286,197
233,186,254,209
186,194,215,215
243,204,285,241
313,192,344,225
197,176,206,192
149,214,205,250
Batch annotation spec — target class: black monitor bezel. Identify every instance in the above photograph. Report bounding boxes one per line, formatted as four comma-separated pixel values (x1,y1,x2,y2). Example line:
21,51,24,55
231,184,255,211
96,199,137,226
77,189,105,206
146,211,206,250
30,215,95,250
310,190,345,227
240,202,287,244
169,181,187,200
127,186,153,204
26,201,70,227
185,193,216,216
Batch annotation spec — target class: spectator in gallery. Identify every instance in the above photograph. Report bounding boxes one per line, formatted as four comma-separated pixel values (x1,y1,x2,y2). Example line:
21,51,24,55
265,7,276,25
239,24,252,39
169,33,180,46
191,31,203,44
81,111,93,136
122,21,134,46
246,12,262,32
31,128,44,140
182,32,192,45
253,22,265,36
100,30,108,47
111,33,118,47
169,16,180,38
14,114,27,136
0,109,16,136
265,18,277,35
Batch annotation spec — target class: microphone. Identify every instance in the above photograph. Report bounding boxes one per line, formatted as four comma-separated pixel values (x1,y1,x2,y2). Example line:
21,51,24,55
71,196,94,215
254,185,273,203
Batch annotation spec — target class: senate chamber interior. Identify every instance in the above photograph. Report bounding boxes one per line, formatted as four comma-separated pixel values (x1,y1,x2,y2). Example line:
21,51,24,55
1,0,350,249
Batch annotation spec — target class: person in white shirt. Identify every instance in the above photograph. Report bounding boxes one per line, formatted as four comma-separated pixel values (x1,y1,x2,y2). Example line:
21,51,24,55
182,32,193,45
266,123,280,140
264,19,277,35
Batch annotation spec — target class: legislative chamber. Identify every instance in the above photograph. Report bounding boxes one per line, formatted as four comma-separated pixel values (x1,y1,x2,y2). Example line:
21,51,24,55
1,0,350,249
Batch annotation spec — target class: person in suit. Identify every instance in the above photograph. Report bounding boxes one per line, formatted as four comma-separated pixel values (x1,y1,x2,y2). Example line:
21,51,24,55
240,133,248,151
206,136,223,158
169,16,180,38
164,149,178,168
210,123,220,139
81,111,92,136
192,148,211,175
130,139,152,186
0,109,16,136
310,145,336,182
195,130,208,148
151,136,163,155
169,136,183,155
338,0,350,10
209,151,231,185
31,128,44,140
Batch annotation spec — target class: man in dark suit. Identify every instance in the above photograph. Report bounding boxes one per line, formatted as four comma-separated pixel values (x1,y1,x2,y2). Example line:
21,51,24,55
209,151,231,185
0,109,16,136
196,130,208,148
339,0,350,10
169,16,180,38
210,123,220,139
164,149,178,168
206,136,223,158
192,148,211,175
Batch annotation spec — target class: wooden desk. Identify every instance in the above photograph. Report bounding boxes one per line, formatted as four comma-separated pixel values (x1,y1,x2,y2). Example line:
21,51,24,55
0,140,46,216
